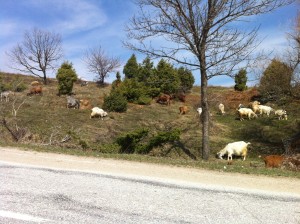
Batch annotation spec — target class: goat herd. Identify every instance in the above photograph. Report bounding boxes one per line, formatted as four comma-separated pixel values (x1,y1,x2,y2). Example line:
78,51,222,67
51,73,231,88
0,81,109,120
0,81,292,168
175,99,289,168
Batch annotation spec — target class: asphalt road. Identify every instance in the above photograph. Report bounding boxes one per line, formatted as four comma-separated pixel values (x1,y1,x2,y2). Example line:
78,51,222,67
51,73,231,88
1,161,300,224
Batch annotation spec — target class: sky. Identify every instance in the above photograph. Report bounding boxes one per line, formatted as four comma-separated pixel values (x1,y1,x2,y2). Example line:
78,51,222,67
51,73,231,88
0,0,298,86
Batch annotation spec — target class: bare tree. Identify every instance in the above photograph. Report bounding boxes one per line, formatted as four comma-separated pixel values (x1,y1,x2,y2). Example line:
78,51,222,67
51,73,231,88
83,46,120,85
6,28,63,84
285,12,300,98
124,0,295,160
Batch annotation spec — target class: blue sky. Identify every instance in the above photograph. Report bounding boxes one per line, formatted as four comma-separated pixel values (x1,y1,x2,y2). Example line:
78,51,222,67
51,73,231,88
0,0,298,86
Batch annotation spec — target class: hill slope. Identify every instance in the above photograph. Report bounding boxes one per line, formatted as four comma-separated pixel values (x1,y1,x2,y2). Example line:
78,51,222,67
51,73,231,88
0,72,299,166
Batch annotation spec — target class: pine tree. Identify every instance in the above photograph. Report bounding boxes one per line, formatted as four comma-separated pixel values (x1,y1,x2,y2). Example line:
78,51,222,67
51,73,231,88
234,69,248,91
156,59,180,94
56,61,78,95
123,54,139,79
177,67,195,92
259,59,292,100
138,56,154,82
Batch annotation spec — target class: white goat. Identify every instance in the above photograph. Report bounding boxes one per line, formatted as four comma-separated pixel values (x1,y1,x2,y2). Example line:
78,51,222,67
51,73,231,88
218,103,225,115
197,107,202,116
0,91,13,102
249,101,260,114
274,109,287,120
90,107,108,120
66,96,80,109
237,108,257,121
237,104,246,109
258,105,274,117
217,141,251,161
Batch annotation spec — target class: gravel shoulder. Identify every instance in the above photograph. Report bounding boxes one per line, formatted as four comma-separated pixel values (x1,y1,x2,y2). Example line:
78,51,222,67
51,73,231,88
1,146,300,196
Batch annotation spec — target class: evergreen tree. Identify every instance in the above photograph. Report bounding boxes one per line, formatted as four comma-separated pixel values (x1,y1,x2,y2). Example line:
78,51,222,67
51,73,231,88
156,59,180,94
103,89,127,112
112,71,122,90
138,56,154,82
234,69,248,91
259,59,292,100
56,61,78,95
123,54,139,79
177,67,195,92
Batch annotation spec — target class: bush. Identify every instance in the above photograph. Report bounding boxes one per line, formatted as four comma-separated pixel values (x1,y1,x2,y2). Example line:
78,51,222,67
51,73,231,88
79,140,88,150
0,82,10,92
14,83,27,92
116,129,149,153
136,95,152,105
119,78,143,102
91,143,120,154
234,69,247,91
103,90,128,112
56,61,78,95
145,87,161,98
138,129,181,154
259,59,292,101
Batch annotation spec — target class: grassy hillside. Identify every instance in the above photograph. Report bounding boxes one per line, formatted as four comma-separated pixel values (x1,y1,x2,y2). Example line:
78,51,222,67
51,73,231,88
1,72,299,177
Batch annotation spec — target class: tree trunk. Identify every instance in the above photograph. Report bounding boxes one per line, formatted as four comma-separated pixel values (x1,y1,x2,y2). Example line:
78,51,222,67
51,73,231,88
200,70,210,160
282,131,300,155
42,70,48,85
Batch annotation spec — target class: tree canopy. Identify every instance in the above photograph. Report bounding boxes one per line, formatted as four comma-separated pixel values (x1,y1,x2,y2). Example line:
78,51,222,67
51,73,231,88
259,59,292,101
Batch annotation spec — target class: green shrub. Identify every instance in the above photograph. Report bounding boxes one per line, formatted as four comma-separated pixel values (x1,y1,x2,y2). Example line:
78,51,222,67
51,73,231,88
103,91,128,112
14,83,27,92
91,143,119,154
138,129,181,154
234,69,248,91
145,87,160,98
119,78,143,102
56,61,78,95
259,59,292,101
116,129,149,154
79,140,88,150
0,83,10,92
136,95,152,105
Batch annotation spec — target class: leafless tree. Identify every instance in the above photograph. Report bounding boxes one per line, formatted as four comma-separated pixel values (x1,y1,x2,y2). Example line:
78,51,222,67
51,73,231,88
6,28,63,85
285,12,300,98
83,46,120,85
124,0,295,160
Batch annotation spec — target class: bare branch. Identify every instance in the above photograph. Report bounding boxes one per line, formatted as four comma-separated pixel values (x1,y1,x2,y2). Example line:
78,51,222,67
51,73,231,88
83,46,120,85
6,27,63,84
125,0,294,77
11,98,26,117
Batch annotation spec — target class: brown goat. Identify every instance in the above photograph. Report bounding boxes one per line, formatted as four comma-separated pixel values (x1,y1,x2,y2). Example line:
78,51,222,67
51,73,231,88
31,81,40,86
264,155,285,168
79,99,92,110
27,86,43,96
177,93,186,102
156,94,171,106
179,106,188,115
